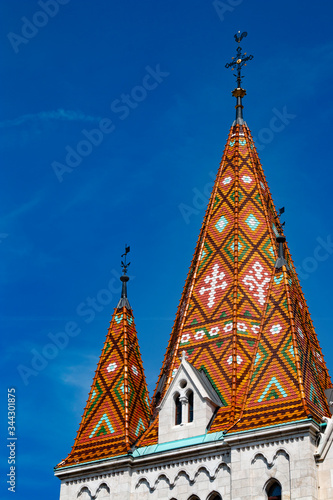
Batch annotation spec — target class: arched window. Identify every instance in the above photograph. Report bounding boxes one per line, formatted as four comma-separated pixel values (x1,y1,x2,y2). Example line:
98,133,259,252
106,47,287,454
188,390,194,422
207,493,222,500
96,482,110,498
175,393,182,425
266,481,281,500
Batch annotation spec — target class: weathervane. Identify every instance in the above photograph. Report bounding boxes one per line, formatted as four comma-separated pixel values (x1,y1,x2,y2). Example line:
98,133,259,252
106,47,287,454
225,31,253,88
274,207,286,235
117,245,131,307
121,245,131,275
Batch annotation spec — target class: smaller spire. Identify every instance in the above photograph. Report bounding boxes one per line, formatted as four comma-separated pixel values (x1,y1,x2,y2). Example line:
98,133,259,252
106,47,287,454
117,245,131,309
274,235,290,270
225,31,253,125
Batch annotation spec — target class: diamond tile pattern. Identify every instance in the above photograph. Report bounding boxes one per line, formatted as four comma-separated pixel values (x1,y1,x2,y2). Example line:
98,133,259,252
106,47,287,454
57,120,332,464
245,214,260,231
138,123,331,448
57,305,151,467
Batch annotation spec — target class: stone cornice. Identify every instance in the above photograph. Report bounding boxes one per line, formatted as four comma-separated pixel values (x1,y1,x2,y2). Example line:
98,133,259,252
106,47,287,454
55,419,318,481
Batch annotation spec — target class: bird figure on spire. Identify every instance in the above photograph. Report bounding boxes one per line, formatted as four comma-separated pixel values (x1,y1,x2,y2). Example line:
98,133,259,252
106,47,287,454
121,245,131,275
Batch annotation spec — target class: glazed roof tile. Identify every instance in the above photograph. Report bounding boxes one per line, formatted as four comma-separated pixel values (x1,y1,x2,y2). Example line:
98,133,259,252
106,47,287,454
56,303,151,468
57,82,332,464
145,120,331,444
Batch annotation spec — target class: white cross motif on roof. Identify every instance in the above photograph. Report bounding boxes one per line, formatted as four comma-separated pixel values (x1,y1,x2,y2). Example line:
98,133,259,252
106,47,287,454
199,263,227,308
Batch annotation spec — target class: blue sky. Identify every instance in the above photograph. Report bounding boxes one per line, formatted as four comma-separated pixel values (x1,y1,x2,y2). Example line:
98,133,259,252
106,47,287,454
1,0,333,498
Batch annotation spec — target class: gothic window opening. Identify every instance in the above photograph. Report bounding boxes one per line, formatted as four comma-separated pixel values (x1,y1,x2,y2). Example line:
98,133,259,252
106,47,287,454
207,494,222,500
175,393,182,425
266,481,282,500
188,390,194,422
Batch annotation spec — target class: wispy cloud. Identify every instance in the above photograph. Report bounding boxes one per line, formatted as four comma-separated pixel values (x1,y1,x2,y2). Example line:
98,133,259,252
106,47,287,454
59,356,98,390
0,109,102,128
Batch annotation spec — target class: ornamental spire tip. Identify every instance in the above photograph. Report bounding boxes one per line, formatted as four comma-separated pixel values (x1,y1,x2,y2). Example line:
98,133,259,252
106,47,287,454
225,31,253,124
117,245,131,309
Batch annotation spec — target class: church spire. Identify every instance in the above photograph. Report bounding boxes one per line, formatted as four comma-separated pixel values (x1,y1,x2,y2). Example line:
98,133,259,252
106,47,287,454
145,33,331,442
225,31,253,125
55,253,151,469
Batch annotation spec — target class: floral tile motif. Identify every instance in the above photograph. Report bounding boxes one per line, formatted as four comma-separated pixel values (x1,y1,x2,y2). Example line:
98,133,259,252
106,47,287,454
63,119,332,463
58,306,152,467
242,175,252,184
270,324,282,335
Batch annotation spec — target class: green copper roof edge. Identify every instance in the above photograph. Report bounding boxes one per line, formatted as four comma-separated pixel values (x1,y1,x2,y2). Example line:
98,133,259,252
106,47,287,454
133,419,317,458
224,418,319,437
55,420,320,471
55,432,224,471
54,452,129,471
133,431,224,457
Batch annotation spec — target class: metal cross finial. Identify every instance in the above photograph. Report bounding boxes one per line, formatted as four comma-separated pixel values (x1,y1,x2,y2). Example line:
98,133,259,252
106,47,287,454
121,245,131,275
225,31,253,88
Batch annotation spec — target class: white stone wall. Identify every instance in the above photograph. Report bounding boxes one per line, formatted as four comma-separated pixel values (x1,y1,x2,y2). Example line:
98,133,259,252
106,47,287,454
158,364,218,444
58,469,132,500
317,418,333,499
56,424,331,500
228,433,318,500
158,388,216,443
318,448,333,500
132,452,230,500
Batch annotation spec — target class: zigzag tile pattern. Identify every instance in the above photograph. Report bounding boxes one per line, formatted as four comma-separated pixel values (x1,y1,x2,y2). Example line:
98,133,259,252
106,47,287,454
287,268,330,418
141,122,331,447
56,116,332,460
57,305,151,467
227,267,306,432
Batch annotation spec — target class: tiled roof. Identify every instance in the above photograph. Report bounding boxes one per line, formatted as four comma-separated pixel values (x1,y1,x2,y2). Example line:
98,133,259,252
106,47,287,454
56,303,151,468
146,120,331,442
57,100,332,465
